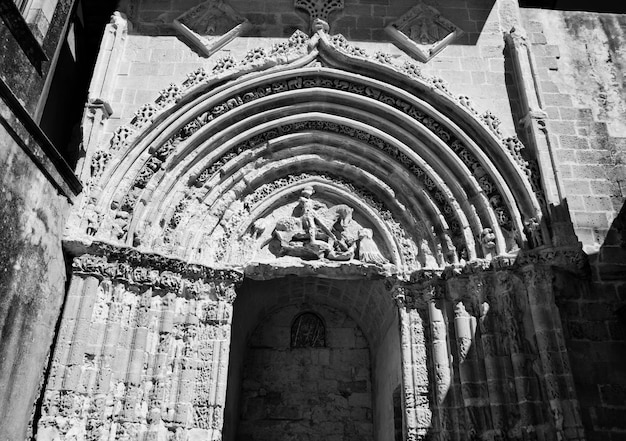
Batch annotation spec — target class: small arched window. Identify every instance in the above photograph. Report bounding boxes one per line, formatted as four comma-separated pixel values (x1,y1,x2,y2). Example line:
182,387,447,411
291,312,325,348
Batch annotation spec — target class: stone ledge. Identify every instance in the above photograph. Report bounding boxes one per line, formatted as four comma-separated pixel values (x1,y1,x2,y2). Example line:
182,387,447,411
243,258,398,280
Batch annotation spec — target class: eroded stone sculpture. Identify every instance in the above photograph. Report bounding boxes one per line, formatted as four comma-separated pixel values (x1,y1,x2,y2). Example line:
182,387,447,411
264,185,387,264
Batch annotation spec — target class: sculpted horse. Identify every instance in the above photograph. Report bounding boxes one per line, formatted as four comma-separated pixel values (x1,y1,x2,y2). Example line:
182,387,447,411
258,203,355,260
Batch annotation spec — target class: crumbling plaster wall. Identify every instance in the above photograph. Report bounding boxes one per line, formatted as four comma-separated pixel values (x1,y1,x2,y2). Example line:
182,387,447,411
0,122,70,440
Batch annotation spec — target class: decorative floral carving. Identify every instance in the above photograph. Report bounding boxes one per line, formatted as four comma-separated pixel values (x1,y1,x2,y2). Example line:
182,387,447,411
429,76,450,94
401,61,423,79
183,67,209,88
90,150,111,178
269,29,310,58
156,83,182,107
481,111,502,137
212,55,237,73
458,95,478,114
240,47,268,66
374,51,393,64
328,34,367,57
110,125,133,151
131,103,159,128
72,247,243,291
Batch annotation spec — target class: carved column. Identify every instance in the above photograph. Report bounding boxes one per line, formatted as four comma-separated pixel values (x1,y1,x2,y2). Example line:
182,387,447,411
35,248,242,441
396,286,433,441
395,273,454,441
521,265,585,441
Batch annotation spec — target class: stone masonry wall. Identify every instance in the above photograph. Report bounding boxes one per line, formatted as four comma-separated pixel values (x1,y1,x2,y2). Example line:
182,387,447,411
99,0,522,150
238,303,373,441
520,9,626,441
519,10,626,252
0,118,70,440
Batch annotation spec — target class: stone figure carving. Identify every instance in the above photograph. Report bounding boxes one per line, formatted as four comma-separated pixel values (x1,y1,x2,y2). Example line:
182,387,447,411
480,227,497,258
357,228,387,264
524,217,544,248
386,3,462,62
265,185,387,263
298,185,331,246
408,8,446,45
175,0,246,36
291,312,325,347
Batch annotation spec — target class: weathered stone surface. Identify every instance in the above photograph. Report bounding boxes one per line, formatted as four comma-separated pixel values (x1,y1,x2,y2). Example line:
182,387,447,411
1,1,623,440
238,303,373,441
0,116,71,440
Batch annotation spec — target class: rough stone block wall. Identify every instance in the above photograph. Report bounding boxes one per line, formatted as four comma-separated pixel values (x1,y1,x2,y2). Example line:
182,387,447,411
0,121,70,440
238,303,373,441
520,9,626,441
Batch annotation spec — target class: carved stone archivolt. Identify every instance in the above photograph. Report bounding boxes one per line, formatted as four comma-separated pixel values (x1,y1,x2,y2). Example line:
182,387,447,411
70,28,546,286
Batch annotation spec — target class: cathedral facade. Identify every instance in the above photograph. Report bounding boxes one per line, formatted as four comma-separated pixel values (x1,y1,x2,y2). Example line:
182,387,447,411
0,0,625,440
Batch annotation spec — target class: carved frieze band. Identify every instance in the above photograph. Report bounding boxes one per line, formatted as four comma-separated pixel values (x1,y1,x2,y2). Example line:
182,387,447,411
72,244,243,300
391,245,587,307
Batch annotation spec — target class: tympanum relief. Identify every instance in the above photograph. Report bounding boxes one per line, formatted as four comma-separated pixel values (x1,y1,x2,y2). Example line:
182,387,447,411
254,186,389,264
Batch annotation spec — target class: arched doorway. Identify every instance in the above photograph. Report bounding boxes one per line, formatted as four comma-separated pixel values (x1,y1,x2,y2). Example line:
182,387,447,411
224,276,401,441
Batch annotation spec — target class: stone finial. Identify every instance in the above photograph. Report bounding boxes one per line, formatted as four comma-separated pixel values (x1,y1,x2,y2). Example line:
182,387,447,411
294,0,344,33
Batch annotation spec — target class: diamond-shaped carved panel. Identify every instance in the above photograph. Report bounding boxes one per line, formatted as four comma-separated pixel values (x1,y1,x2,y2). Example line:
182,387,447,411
173,0,250,57
385,3,463,63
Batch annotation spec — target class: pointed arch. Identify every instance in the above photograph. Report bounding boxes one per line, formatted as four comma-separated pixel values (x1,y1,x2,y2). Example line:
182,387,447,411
75,31,542,273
